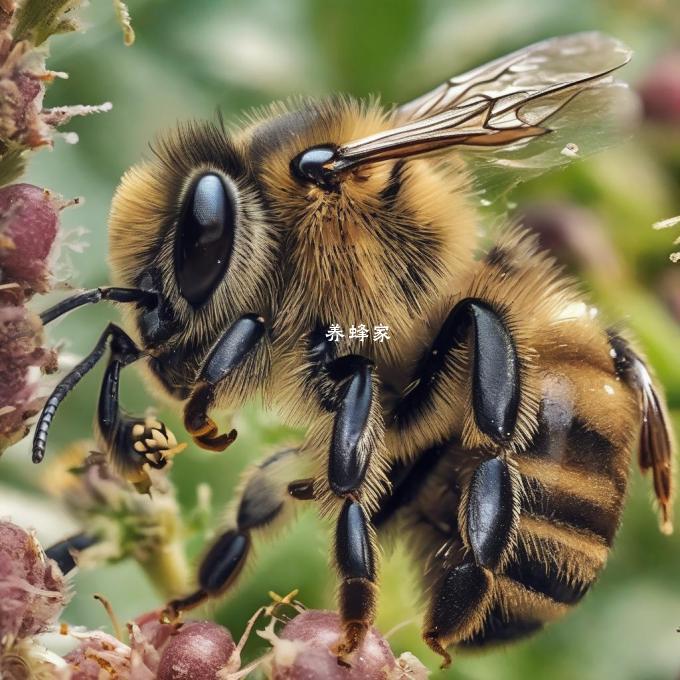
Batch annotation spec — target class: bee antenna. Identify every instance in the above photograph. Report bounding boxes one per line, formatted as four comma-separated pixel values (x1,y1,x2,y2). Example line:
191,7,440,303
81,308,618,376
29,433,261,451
39,287,158,325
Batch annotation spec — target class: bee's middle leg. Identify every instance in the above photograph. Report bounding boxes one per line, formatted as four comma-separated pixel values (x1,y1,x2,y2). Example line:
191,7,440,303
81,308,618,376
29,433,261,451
303,334,384,657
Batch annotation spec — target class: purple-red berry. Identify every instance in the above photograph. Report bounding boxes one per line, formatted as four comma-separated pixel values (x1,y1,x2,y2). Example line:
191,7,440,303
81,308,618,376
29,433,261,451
157,620,238,680
269,610,398,680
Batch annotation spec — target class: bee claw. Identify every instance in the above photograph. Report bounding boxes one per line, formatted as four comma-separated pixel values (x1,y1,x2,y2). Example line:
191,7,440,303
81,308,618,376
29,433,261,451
184,408,237,452
159,605,181,627
192,427,237,452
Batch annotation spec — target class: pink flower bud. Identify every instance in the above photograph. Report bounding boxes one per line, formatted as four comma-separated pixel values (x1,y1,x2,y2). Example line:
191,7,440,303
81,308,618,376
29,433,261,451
639,52,680,123
519,201,621,278
0,520,68,639
157,621,238,680
0,183,62,295
270,610,397,680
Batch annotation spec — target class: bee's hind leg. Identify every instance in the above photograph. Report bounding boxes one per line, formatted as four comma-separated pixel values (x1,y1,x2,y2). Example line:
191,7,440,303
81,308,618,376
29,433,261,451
183,314,266,451
387,297,524,666
163,447,307,622
423,454,518,667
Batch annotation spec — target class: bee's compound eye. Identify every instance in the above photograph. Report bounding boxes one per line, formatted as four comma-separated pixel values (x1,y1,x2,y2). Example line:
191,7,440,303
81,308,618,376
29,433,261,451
175,172,237,307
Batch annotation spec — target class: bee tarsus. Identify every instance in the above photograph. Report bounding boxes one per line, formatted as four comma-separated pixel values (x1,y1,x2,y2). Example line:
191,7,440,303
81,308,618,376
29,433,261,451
335,499,377,657
168,448,306,618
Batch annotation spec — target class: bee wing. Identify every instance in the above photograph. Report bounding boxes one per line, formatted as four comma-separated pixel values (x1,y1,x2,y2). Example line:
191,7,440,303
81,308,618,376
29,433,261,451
611,334,675,535
330,33,639,201
394,32,631,123
634,356,675,535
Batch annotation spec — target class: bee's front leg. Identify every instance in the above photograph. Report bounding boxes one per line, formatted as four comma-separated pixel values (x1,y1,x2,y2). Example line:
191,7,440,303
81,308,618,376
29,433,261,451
33,323,183,487
183,313,266,451
95,326,185,487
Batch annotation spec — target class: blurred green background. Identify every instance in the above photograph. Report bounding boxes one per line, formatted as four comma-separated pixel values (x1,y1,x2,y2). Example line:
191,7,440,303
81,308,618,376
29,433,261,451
2,0,680,677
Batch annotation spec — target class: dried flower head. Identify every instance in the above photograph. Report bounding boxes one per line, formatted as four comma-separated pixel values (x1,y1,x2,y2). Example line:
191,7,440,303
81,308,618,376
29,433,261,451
0,183,69,296
45,446,181,559
0,520,69,641
0,303,56,452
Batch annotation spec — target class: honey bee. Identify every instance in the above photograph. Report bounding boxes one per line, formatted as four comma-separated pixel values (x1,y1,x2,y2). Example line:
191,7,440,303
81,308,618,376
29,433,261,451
33,32,674,666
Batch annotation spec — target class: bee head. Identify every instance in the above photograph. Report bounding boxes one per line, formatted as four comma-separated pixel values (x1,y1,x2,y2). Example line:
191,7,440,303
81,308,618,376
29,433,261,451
108,118,278,352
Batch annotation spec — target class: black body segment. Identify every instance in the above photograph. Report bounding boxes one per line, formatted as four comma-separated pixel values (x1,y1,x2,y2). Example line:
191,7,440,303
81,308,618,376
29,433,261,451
45,533,98,574
467,456,515,569
137,269,179,346
425,562,492,667
336,500,375,581
38,286,156,325
287,477,316,500
392,298,519,443
200,313,266,384
334,499,379,657
182,313,266,450
329,359,374,495
198,529,250,594
97,328,144,439
467,302,519,442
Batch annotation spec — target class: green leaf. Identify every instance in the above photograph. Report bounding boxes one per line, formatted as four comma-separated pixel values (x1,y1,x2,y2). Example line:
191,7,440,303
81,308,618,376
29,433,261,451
0,145,26,186
13,0,81,45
